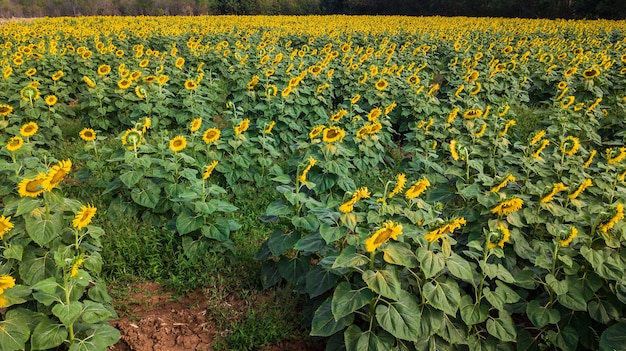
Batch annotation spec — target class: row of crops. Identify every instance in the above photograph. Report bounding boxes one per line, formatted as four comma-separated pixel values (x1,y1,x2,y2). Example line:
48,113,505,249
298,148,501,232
0,15,625,351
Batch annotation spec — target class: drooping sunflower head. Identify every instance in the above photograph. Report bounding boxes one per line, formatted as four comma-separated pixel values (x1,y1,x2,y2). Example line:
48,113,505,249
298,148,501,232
135,86,146,99
0,215,14,239
83,75,96,88
364,220,403,252
6,136,24,152
559,136,581,156
42,159,72,191
234,119,250,136
169,136,187,152
203,160,219,180
19,122,38,137
79,128,96,142
203,128,221,144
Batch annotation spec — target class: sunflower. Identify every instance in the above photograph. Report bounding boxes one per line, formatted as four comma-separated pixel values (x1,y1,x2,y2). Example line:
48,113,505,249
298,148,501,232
118,78,131,89
0,215,14,239
569,179,592,200
388,173,407,199
139,59,149,68
169,136,187,152
157,75,169,85
0,274,15,293
298,157,317,184
598,203,624,234
364,221,403,252
463,108,483,119
487,225,510,249
143,75,157,83
557,81,567,90
385,102,397,115
130,71,142,80
309,125,325,139
449,139,459,161
350,94,361,105
0,104,13,117
175,57,185,68
25,68,36,77
281,86,292,98
582,67,600,79
559,136,581,156
309,65,322,75
234,119,250,136
330,109,347,123
265,85,277,99
322,126,345,143
42,159,72,191
115,49,124,58
558,227,578,247
184,79,198,90
374,78,388,91
17,173,46,197
70,258,84,278
79,128,96,142
45,95,57,107
264,121,276,134
51,70,64,81
541,183,568,204
135,86,146,99
491,198,524,216
73,204,97,230
141,117,152,133
20,85,40,101
81,51,92,59
6,136,23,152
189,118,202,132
83,76,96,88
121,128,143,149
405,177,430,199
203,128,220,144
368,107,382,121
425,218,466,243
583,150,596,168
97,64,111,76
19,122,38,137
203,160,219,180
560,96,575,109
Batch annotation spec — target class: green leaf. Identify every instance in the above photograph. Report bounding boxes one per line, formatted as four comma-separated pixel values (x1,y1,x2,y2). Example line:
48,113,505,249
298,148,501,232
417,248,445,278
446,253,474,281
176,209,203,235
319,223,345,243
526,300,560,328
486,311,517,342
31,317,67,350
209,199,239,213
15,197,41,216
545,274,568,295
294,232,326,254
277,256,309,285
362,268,402,300
265,201,292,217
81,300,113,323
552,326,578,351
130,179,160,208
119,170,144,187
20,247,56,286
557,288,587,311
292,214,320,232
600,322,626,351
267,230,301,257
423,278,461,316
52,301,83,327
332,282,375,320
25,210,63,246
32,277,59,294
0,309,30,351
382,242,418,268
479,261,515,283
344,325,395,351
305,266,338,299
460,295,488,325
588,300,620,324
203,218,232,242
438,315,467,345
483,287,507,311
332,246,369,269
376,292,421,341
3,244,24,260
311,298,354,337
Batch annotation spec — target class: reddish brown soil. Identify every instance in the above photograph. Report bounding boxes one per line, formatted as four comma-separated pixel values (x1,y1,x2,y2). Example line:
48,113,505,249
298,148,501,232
107,282,325,351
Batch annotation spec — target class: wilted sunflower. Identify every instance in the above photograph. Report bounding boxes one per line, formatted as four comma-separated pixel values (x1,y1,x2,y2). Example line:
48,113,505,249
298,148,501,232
118,78,131,89
203,128,220,144
97,64,111,76
322,126,345,143
189,118,202,132
265,84,277,99
19,122,38,137
79,128,96,142
0,104,13,117
184,79,198,90
487,225,510,249
17,173,47,197
45,95,57,107
375,78,388,91
42,159,72,191
135,86,146,99
6,136,23,152
72,204,97,230
169,136,187,152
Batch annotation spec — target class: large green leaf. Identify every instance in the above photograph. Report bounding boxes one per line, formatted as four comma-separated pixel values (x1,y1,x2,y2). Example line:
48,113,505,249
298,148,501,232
31,317,67,350
267,229,301,257
175,209,203,235
382,242,418,268
0,309,30,351
130,179,160,208
25,210,63,247
417,248,445,279
305,266,339,299
81,300,114,323
277,256,309,285
294,232,327,254
292,214,320,232
320,222,345,243
459,294,488,325
344,325,395,351
423,278,461,316
600,322,626,351
311,298,354,337
52,301,83,327
362,268,402,300
332,246,369,269
19,247,56,286
446,253,475,281
119,170,144,187
588,300,620,324
375,292,421,342
15,197,42,216
526,300,560,328
332,282,375,320
486,311,517,342
68,324,121,351
557,287,587,311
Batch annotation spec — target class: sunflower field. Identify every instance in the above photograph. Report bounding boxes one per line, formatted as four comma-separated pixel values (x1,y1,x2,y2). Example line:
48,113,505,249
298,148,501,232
0,15,625,351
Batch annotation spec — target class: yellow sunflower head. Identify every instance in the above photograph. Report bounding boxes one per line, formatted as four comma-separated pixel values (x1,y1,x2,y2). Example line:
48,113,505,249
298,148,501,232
117,78,131,90
72,204,97,230
0,104,13,117
169,136,187,152
97,64,111,76
19,122,38,137
322,126,345,143
6,136,24,152
79,128,96,142
17,172,47,198
184,79,198,90
189,118,202,132
45,95,57,106
51,70,64,81
42,159,72,191
582,67,600,79
375,78,388,91
203,128,221,144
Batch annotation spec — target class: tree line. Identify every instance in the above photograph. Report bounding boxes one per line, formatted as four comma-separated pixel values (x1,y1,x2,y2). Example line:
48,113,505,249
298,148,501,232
0,0,624,19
